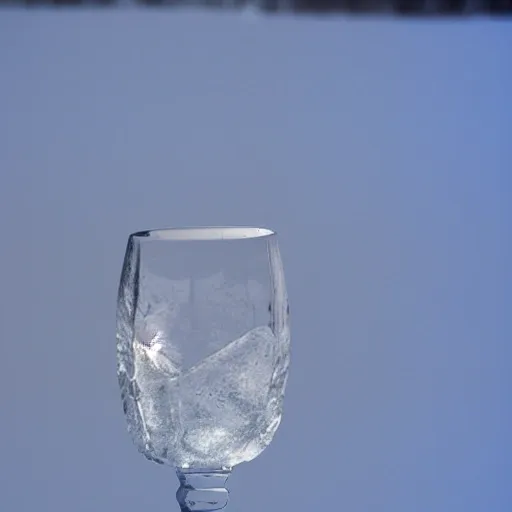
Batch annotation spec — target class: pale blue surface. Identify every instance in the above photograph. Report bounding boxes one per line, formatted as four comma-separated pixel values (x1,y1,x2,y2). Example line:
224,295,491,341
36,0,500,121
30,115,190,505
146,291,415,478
0,13,511,512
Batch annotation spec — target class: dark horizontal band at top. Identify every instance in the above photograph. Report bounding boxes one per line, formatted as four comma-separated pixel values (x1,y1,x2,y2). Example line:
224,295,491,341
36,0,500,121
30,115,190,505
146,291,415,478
4,0,512,13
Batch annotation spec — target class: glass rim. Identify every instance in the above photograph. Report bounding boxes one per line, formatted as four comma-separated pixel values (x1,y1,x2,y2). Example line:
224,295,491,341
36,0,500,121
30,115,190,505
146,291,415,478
131,226,276,241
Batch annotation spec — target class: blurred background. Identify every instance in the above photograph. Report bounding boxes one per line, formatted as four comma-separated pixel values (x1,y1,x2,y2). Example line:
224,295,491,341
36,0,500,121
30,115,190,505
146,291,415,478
1,0,512,15
1,12,511,512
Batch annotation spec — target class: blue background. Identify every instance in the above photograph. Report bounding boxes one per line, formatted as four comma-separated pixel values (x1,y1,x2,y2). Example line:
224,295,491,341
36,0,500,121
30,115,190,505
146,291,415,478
1,12,511,512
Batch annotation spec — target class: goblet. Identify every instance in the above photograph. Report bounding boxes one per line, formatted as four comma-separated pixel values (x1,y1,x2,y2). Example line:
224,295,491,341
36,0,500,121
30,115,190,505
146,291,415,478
116,227,290,511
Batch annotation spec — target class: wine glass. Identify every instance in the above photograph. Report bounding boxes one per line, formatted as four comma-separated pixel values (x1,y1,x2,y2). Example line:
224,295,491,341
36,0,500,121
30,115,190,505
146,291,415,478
116,227,290,512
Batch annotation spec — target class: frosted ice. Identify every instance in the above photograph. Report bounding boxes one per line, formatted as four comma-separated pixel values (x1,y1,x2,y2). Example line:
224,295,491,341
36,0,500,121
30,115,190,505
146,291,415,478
117,323,289,469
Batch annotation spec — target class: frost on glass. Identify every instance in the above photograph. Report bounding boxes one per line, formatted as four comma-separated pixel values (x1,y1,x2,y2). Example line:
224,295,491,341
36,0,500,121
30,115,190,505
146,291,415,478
116,231,290,473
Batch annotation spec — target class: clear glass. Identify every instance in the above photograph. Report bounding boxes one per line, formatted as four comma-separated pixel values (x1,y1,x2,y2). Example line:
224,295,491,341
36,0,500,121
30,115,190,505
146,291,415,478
116,227,290,511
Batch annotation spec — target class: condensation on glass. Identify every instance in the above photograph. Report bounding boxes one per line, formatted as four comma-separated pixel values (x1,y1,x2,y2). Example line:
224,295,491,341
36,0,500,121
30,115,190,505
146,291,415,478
116,227,290,512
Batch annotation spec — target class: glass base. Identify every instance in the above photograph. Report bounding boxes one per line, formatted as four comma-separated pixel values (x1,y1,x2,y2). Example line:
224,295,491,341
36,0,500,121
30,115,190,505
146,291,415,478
176,469,231,512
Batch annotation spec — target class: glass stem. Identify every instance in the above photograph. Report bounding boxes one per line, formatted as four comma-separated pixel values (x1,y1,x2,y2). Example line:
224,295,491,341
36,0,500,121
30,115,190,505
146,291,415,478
176,469,231,512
